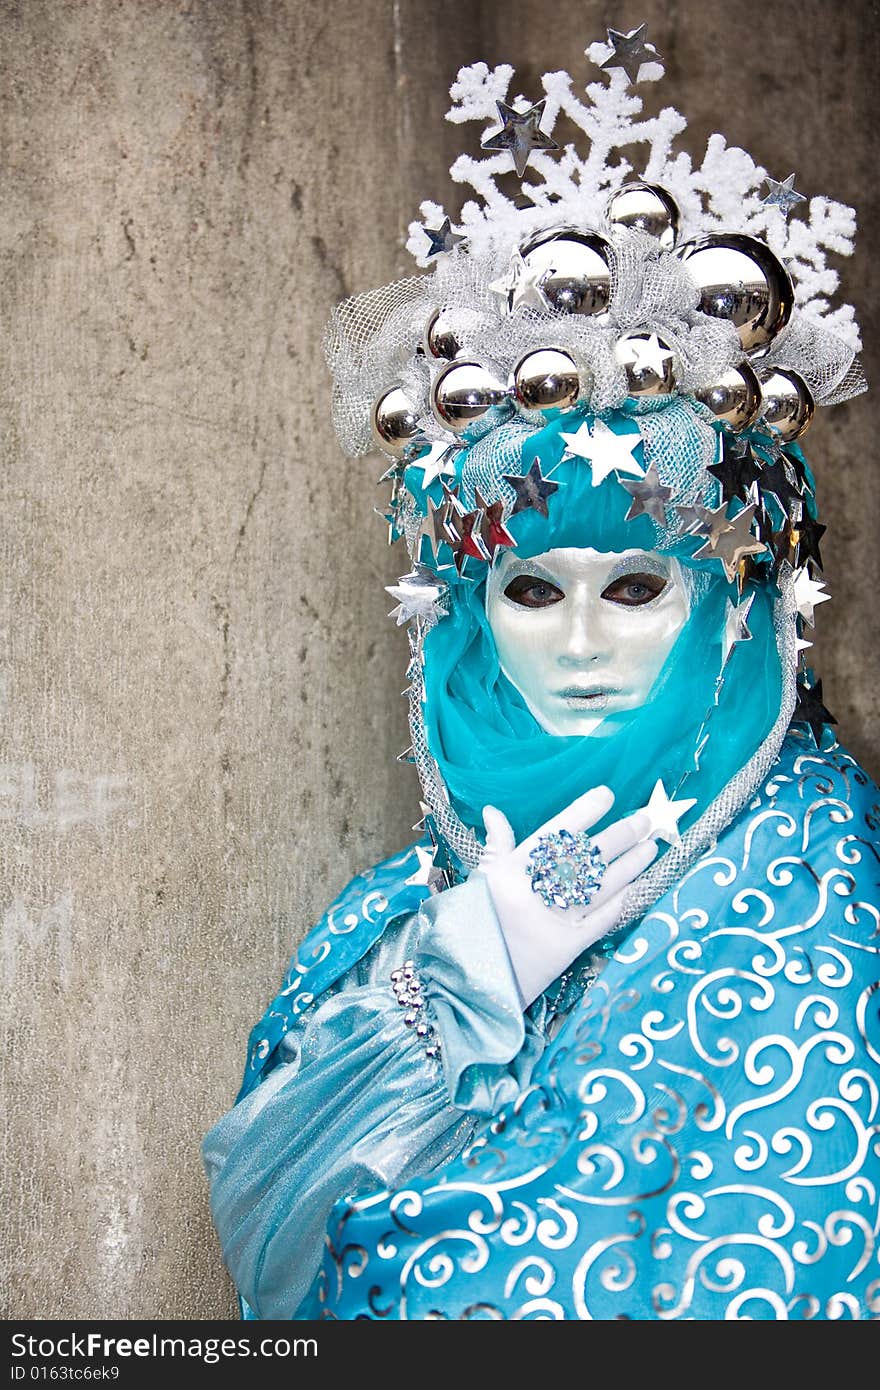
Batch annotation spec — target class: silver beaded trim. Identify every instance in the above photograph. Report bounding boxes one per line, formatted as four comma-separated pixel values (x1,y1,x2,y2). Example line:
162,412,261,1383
390,960,441,1060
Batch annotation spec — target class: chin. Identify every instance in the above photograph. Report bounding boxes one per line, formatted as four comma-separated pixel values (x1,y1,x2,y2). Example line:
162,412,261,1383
573,719,617,739
547,714,617,738
526,694,635,739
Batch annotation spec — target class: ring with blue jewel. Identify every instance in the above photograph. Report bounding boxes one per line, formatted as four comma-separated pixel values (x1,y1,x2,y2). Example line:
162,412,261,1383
526,828,607,911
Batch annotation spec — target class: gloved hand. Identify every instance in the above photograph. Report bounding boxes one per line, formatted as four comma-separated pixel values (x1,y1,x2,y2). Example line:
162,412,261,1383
478,785,658,1007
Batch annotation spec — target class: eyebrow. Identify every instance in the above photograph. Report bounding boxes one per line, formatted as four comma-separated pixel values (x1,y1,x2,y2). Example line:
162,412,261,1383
495,552,672,589
495,556,562,586
603,553,671,586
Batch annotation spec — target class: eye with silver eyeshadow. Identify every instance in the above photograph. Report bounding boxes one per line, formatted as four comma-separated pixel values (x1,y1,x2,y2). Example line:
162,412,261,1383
596,553,670,608
502,572,565,609
495,557,564,610
497,552,673,611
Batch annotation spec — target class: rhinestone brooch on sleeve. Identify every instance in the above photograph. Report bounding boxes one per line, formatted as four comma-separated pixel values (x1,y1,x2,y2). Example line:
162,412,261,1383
390,960,441,1060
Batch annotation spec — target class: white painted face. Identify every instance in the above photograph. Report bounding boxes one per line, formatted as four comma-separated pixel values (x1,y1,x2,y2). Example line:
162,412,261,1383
485,547,690,737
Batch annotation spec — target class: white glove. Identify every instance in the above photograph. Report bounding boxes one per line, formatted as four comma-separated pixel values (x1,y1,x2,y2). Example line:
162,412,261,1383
478,786,658,1008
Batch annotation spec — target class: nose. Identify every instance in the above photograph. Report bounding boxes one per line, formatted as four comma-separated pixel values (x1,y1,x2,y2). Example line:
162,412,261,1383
557,590,611,668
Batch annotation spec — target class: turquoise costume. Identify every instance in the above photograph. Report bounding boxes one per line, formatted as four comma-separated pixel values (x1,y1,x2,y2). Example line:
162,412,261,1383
204,727,880,1318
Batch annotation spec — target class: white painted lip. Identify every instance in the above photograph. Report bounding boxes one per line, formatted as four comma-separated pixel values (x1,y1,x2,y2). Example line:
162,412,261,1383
558,687,619,708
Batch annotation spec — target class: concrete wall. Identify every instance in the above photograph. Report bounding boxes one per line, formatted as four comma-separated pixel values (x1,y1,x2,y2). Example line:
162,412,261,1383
2,0,876,1319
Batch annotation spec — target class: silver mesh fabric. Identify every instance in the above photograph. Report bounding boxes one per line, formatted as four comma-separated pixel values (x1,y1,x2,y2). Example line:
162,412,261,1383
324,275,432,457
825,358,869,406
408,664,482,870
322,227,863,463
762,313,869,407
438,399,719,552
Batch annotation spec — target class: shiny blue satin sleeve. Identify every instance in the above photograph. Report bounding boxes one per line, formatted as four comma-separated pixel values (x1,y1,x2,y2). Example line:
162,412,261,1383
203,871,547,1320
422,871,550,1113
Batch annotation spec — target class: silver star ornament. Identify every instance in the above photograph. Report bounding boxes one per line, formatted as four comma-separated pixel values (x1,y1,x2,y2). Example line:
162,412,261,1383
625,332,675,378
417,494,455,568
481,98,560,179
722,593,755,662
601,24,663,83
502,457,560,518
761,173,807,216
675,503,712,538
412,439,458,490
621,461,672,524
792,566,831,626
693,503,767,581
677,501,733,546
638,780,697,844
422,217,467,257
386,568,449,627
404,843,449,894
490,249,553,314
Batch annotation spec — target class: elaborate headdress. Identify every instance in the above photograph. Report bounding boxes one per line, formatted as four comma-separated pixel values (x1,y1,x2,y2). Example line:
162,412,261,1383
323,25,865,906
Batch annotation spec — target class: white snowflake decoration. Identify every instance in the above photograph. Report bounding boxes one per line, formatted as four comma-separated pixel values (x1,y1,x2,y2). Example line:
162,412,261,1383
324,30,866,464
407,41,862,352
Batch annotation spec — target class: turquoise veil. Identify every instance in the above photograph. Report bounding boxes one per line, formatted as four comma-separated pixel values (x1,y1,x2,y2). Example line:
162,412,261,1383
412,403,787,853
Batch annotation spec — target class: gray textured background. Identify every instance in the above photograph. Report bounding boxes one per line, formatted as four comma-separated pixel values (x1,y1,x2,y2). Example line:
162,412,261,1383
1,0,877,1320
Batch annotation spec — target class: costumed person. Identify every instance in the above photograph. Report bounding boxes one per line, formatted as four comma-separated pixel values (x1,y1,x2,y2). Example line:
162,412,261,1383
203,25,880,1320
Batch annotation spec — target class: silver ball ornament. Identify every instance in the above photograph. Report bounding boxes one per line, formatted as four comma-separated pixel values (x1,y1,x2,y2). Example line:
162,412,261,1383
520,227,612,316
757,366,816,442
615,331,677,396
424,307,461,361
676,233,794,356
512,348,581,413
605,182,681,250
371,385,422,456
693,361,763,432
430,360,509,433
